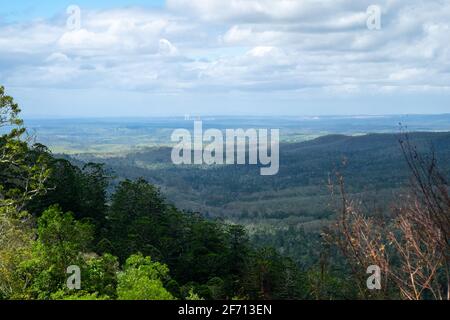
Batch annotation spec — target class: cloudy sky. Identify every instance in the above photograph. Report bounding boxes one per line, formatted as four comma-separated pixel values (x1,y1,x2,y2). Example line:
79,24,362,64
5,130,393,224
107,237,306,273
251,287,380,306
0,0,449,117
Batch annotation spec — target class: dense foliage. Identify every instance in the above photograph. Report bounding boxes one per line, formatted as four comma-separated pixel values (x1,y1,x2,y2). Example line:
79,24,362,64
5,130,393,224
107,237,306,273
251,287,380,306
1,86,321,300
74,131,450,267
2,86,448,300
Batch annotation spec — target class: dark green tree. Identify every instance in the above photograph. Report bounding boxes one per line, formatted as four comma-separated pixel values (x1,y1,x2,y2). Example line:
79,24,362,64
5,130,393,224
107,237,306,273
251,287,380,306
107,178,166,260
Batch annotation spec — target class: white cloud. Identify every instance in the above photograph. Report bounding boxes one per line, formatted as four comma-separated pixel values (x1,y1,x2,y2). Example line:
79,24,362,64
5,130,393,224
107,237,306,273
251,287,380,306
45,52,70,63
222,25,282,45
247,46,280,58
58,29,118,51
0,0,449,98
167,0,361,23
159,38,179,56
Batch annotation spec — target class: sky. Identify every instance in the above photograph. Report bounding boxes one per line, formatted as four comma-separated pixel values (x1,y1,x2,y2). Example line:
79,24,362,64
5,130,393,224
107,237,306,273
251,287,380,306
0,0,449,117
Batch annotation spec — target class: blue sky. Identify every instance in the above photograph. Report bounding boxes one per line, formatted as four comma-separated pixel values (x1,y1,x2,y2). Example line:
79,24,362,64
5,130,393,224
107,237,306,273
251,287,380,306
0,1,165,21
1,0,449,117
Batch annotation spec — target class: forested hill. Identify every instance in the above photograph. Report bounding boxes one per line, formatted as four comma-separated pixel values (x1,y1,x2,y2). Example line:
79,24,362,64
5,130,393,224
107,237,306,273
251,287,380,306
3,85,449,299
0,86,318,300
69,131,450,227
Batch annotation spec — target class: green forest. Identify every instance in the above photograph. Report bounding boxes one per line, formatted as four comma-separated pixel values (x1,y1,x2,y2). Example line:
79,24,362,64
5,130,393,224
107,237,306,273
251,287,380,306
1,86,449,300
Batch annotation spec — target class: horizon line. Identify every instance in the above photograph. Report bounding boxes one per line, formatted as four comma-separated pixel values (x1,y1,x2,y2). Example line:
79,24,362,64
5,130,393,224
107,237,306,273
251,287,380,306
22,113,450,121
